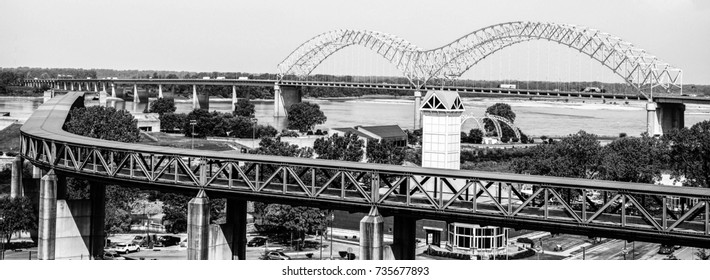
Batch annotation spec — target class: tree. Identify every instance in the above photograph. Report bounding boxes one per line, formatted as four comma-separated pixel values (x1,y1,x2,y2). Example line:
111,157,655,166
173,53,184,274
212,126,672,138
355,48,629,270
664,121,710,188
599,134,665,183
64,106,140,143
468,129,484,144
0,196,36,246
287,102,327,132
64,106,142,237
512,131,602,179
233,99,255,118
367,140,406,165
159,113,187,133
251,137,324,248
313,132,364,162
253,137,314,158
149,98,176,115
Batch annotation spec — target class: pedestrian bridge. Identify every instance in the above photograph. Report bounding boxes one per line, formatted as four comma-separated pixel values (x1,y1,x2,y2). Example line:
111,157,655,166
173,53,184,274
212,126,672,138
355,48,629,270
20,92,710,255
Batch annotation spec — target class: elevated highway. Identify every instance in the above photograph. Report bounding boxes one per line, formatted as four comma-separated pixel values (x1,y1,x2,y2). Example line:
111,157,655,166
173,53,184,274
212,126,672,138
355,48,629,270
16,92,710,259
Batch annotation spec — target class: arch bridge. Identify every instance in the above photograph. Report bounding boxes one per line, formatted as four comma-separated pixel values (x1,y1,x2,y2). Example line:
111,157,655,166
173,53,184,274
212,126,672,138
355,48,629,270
13,92,710,260
277,21,683,99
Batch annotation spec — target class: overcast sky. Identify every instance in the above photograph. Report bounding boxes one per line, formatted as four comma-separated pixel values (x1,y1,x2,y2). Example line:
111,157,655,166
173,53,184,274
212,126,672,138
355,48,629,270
1,0,709,84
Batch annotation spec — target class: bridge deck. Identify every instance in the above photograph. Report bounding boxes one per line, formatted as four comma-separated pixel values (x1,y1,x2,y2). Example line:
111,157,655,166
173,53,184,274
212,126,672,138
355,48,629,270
20,92,710,248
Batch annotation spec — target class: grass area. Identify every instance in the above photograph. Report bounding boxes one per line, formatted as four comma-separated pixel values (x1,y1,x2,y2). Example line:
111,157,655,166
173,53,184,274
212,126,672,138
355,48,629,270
0,123,22,154
140,132,236,152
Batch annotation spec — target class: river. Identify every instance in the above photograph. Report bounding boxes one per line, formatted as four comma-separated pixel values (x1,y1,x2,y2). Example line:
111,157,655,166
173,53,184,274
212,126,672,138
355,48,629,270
1,95,709,137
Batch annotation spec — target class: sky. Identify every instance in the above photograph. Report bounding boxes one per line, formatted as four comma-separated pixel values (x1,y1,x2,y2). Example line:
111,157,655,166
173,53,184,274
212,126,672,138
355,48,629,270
1,0,709,84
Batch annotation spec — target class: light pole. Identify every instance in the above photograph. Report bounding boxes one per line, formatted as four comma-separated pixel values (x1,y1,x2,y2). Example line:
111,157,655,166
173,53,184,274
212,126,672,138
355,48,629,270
329,211,335,260
189,119,197,149
0,214,5,260
251,118,258,149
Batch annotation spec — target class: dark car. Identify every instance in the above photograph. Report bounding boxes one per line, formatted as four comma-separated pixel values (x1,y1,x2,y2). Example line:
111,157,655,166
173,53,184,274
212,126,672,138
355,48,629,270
156,235,181,247
658,244,675,255
247,237,267,247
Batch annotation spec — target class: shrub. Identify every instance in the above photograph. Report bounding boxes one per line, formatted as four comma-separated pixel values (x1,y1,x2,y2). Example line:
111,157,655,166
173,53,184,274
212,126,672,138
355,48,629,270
280,130,300,137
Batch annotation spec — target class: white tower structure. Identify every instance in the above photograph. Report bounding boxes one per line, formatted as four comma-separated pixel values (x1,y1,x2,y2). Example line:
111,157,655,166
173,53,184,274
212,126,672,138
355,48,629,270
420,91,465,170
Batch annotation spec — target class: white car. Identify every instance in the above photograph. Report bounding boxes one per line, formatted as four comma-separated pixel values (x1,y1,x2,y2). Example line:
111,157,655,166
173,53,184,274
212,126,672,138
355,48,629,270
114,242,140,254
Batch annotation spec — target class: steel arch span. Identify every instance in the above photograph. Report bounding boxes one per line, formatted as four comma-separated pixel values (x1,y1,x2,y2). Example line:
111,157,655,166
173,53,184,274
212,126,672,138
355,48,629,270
461,113,522,141
277,21,683,99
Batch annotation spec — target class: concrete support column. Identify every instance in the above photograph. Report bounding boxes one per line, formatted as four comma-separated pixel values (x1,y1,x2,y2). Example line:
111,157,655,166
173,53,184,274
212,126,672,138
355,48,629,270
646,102,660,136
231,85,237,112
102,82,106,92
78,83,82,91
359,206,384,260
93,83,98,92
188,190,210,260
38,170,58,260
657,102,685,136
273,84,283,117
133,84,139,103
10,156,23,198
158,84,163,99
192,84,198,110
414,91,422,130
63,83,67,90
392,216,417,260
89,182,106,258
110,83,116,97
70,83,74,91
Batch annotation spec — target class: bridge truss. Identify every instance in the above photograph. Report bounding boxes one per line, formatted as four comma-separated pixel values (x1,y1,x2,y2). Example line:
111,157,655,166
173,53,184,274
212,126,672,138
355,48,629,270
277,21,683,99
20,93,710,247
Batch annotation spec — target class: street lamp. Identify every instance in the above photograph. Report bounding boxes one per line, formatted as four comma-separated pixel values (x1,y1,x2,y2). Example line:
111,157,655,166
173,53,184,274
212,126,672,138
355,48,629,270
329,211,335,260
0,215,4,260
251,118,258,149
189,119,197,149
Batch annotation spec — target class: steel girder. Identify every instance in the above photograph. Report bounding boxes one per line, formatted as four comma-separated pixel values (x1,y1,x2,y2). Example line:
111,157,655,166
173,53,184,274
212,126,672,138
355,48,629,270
20,131,710,247
277,21,683,99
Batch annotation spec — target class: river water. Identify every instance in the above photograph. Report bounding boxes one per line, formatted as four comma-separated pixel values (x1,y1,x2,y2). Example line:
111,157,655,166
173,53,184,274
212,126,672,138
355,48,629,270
2,96,709,137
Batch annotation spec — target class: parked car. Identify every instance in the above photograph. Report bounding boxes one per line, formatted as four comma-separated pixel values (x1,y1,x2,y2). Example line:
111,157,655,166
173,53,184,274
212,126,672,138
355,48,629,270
658,244,675,255
114,242,140,254
262,250,291,260
247,237,267,247
156,235,181,247
132,235,148,246
101,251,125,260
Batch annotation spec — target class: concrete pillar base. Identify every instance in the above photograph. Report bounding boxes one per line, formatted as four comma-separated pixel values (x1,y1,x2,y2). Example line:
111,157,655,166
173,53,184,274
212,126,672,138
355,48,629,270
188,190,210,260
38,170,58,260
359,206,384,260
10,156,23,198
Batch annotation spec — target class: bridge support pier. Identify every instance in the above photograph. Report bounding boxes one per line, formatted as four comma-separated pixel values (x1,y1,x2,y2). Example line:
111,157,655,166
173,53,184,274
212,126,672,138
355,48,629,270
63,83,67,91
191,85,210,111
359,206,384,260
133,84,139,103
78,83,82,91
158,84,163,99
93,83,98,92
273,84,302,117
414,91,422,130
231,85,237,112
38,170,58,260
646,102,685,136
10,156,23,198
70,83,74,91
392,216,417,260
110,83,116,97
209,199,247,260
188,190,210,260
